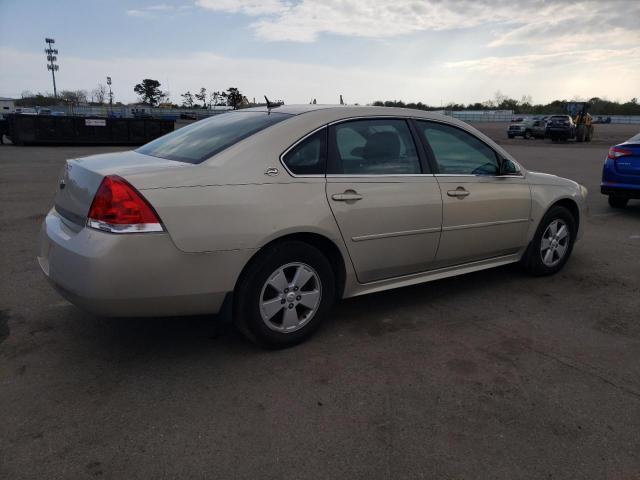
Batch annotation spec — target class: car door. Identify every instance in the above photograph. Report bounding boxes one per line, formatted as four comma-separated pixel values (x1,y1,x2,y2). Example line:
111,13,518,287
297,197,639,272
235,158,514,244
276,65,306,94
415,120,531,267
325,118,443,283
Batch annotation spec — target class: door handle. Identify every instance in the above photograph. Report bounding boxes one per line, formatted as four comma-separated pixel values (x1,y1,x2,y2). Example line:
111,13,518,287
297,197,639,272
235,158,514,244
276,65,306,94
447,187,470,198
331,191,363,201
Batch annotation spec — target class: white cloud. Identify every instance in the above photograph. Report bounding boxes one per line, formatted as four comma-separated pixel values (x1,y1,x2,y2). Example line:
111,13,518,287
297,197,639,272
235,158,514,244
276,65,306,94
195,0,288,16
126,3,192,18
195,0,640,47
1,45,638,106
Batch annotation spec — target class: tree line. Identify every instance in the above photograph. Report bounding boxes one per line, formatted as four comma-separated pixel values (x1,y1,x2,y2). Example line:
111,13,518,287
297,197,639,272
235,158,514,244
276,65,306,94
373,92,640,116
133,79,246,109
16,78,247,110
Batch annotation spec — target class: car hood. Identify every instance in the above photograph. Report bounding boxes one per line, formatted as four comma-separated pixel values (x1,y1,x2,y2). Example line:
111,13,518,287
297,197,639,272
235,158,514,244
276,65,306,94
527,171,581,189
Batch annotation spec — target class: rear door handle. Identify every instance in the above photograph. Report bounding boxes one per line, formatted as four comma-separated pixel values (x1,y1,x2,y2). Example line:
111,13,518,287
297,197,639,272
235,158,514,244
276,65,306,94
331,191,363,201
447,187,470,198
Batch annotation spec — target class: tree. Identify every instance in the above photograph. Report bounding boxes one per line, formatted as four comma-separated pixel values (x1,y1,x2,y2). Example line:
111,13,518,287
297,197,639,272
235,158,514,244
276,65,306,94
224,87,243,109
209,90,223,107
92,84,107,104
195,87,207,108
181,91,194,108
59,90,88,105
133,79,163,106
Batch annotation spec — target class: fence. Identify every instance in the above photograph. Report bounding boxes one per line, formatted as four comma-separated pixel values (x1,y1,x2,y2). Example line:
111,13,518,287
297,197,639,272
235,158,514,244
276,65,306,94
7,114,174,146
445,110,640,124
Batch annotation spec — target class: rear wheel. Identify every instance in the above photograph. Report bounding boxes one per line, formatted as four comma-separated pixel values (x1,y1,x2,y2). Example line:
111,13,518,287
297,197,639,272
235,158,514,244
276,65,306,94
522,205,576,276
508,134,514,139
608,195,628,208
234,241,335,348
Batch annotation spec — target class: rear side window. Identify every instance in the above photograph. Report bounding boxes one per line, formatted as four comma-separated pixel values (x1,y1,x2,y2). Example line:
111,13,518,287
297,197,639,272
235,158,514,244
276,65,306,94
137,111,292,164
282,128,327,175
417,121,499,175
330,119,421,175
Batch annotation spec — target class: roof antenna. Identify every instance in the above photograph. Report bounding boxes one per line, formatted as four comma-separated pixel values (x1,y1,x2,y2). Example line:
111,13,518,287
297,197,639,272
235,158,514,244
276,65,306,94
339,94,344,105
264,95,273,113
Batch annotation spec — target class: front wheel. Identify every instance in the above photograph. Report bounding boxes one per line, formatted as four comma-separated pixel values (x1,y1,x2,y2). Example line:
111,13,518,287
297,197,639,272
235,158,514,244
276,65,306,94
608,195,628,208
522,205,576,276
524,130,532,139
234,241,336,348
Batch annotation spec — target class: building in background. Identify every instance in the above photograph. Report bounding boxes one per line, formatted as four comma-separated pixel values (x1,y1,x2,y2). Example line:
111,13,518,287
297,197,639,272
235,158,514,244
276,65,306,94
0,97,17,115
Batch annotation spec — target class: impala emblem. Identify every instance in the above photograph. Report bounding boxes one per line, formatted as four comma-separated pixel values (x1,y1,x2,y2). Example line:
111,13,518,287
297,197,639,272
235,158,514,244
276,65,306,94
265,167,279,176
59,178,66,190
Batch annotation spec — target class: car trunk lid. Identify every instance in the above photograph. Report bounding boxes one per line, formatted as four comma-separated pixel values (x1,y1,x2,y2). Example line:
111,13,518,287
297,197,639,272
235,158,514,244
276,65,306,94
54,150,184,226
615,143,640,176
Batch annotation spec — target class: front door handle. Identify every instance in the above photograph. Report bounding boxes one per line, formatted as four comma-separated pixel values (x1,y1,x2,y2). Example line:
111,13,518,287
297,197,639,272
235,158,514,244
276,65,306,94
331,190,363,202
447,187,470,198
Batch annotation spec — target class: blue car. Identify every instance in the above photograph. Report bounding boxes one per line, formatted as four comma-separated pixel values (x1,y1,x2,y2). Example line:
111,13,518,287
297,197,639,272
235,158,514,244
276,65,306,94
601,132,640,208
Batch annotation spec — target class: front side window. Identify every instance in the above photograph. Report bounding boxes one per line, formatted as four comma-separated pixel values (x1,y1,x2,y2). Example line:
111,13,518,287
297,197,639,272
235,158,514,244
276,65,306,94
282,128,327,175
417,121,499,175
138,111,292,164
330,119,421,175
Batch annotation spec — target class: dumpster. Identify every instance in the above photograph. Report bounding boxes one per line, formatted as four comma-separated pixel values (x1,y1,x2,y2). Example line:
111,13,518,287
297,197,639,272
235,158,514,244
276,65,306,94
6,114,174,146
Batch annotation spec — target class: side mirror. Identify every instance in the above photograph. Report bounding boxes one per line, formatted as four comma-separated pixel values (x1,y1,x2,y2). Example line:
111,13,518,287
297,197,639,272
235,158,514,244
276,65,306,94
500,158,519,175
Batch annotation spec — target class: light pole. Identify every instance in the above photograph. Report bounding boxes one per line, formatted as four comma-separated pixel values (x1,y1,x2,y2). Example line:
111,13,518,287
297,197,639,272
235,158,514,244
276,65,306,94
45,38,59,99
106,76,113,113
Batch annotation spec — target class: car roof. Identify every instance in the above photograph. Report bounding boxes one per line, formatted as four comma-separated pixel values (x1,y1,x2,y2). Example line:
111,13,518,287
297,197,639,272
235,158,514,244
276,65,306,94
237,104,461,124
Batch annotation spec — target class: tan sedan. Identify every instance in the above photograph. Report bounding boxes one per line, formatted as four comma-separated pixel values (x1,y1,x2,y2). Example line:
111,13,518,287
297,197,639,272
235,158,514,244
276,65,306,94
39,105,587,347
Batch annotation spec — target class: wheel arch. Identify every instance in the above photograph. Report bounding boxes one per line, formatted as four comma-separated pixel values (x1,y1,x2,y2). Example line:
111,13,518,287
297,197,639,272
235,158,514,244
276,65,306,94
234,232,348,301
548,197,580,231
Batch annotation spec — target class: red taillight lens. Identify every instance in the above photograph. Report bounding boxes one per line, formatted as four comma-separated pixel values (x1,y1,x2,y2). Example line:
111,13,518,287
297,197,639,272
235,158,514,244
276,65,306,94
608,146,632,159
87,175,163,233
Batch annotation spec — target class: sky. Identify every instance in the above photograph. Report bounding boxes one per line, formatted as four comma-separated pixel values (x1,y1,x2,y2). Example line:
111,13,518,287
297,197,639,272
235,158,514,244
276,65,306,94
0,0,638,106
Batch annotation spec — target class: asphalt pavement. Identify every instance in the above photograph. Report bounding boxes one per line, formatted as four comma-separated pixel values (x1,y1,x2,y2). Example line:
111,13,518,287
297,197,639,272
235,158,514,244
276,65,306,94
1,123,639,479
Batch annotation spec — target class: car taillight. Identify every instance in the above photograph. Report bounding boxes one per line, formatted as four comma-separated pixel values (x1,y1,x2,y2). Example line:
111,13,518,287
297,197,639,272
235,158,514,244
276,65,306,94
608,146,632,159
87,175,164,233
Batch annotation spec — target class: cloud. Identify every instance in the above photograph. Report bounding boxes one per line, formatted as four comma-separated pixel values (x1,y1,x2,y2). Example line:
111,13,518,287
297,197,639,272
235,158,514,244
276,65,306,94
1,45,638,106
126,3,192,18
195,0,640,47
194,0,288,16
446,47,640,75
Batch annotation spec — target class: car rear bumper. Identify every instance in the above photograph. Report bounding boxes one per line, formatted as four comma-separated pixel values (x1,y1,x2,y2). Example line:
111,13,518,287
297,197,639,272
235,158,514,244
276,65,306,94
601,183,640,198
38,209,255,317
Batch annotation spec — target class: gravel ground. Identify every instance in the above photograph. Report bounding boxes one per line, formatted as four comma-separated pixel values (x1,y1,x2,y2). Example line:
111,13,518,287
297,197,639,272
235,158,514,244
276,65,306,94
1,122,639,479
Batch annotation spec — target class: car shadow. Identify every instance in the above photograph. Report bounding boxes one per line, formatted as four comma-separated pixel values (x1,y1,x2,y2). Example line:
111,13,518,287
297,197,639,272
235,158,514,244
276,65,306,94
52,263,529,364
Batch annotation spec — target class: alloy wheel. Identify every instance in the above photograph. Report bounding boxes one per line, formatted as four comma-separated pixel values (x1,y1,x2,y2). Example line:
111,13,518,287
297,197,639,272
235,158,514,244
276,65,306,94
540,219,570,267
259,262,322,333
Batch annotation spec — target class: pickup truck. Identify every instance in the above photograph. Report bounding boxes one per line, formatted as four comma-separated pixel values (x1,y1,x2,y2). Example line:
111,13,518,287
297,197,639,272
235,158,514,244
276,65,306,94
507,118,547,139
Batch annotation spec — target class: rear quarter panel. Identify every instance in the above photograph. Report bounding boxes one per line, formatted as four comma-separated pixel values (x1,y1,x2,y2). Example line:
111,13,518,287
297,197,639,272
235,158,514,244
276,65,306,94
144,180,347,253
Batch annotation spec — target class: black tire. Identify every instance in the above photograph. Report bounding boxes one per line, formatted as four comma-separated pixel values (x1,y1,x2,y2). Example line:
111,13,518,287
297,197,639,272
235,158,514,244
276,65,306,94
508,134,514,139
524,130,532,139
234,240,336,348
551,137,558,143
521,205,577,276
608,195,628,208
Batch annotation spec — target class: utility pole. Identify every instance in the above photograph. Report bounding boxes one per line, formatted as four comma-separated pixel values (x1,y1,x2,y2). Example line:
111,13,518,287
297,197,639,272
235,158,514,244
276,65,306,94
106,76,113,112
45,38,59,99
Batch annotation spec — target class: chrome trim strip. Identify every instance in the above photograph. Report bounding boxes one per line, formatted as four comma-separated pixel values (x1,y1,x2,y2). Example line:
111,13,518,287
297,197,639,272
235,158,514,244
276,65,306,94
442,218,529,232
327,174,435,178
434,174,524,178
87,219,165,234
352,226,441,242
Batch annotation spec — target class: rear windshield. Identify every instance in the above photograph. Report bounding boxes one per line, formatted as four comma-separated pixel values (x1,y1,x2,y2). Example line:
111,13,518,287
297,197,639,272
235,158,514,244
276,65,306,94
137,111,292,164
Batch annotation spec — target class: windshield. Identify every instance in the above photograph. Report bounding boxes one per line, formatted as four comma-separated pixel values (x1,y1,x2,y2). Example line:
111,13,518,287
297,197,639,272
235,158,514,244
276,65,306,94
137,111,293,164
